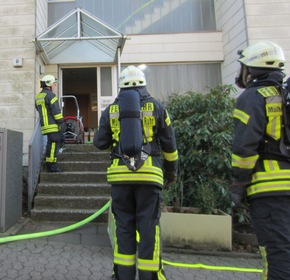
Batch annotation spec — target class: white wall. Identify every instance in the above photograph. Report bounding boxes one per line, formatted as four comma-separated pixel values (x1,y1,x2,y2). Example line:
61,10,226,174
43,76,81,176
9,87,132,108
245,0,290,79
121,33,223,64
0,0,37,166
214,0,248,88
215,0,290,88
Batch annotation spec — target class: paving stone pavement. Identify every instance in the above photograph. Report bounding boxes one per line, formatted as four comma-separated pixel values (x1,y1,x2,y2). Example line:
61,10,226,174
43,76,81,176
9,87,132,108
0,219,263,280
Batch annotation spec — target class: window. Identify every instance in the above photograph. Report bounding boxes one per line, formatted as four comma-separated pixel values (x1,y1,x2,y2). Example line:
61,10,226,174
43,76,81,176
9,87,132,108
48,0,216,34
100,67,112,97
142,64,222,100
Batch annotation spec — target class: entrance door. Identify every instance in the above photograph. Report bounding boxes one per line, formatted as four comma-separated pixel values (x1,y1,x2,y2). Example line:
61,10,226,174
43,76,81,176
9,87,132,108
61,66,118,132
62,67,97,132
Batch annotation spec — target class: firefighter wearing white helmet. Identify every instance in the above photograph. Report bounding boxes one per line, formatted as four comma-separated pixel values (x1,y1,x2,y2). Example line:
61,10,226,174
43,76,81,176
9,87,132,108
94,65,178,280
35,75,63,172
235,41,285,88
41,74,58,87
231,41,290,279
119,65,147,88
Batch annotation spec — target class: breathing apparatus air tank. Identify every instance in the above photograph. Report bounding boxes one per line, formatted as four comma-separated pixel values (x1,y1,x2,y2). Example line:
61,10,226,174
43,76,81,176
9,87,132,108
118,89,144,170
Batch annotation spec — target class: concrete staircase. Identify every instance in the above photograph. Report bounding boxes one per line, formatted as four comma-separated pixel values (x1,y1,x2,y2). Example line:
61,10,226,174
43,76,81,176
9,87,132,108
31,144,111,223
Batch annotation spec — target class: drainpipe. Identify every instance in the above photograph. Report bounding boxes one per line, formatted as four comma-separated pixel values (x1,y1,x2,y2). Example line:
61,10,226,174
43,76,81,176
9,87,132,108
242,0,249,46
117,46,121,81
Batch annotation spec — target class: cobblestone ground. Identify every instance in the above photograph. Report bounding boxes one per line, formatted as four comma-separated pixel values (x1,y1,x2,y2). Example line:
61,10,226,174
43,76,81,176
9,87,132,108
0,240,262,280
164,252,262,280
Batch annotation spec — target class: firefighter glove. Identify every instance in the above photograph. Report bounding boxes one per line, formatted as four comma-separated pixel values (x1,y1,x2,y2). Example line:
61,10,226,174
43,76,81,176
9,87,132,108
231,183,249,210
164,170,177,189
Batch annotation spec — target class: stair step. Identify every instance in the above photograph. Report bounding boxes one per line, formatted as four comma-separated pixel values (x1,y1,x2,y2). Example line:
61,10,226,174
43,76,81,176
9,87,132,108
40,171,107,183
58,161,109,172
33,195,110,209
32,144,112,223
61,144,99,153
31,208,108,222
37,183,111,196
58,151,110,162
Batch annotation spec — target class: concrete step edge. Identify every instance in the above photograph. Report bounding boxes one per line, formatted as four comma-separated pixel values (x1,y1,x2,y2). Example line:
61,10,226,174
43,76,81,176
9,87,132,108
35,195,110,199
37,182,110,187
41,171,107,174
31,207,108,212
59,151,99,154
59,161,110,164
30,210,108,222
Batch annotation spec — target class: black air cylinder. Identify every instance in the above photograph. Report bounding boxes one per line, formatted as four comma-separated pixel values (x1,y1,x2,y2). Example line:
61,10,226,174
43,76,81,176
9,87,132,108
118,90,143,157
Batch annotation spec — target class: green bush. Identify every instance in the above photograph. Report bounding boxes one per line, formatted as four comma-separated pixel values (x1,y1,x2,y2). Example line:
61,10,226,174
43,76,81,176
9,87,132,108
164,84,237,214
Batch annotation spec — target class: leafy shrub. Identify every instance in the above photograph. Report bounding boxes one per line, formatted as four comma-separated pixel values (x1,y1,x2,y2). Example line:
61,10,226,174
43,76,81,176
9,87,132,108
164,84,237,214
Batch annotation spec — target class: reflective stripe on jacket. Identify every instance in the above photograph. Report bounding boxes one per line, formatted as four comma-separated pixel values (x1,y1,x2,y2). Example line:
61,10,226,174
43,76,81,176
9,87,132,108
35,89,63,135
94,87,178,187
232,76,290,199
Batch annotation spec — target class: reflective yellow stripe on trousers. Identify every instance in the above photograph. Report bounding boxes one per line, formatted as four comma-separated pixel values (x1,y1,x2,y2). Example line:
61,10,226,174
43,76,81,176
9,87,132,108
138,226,161,272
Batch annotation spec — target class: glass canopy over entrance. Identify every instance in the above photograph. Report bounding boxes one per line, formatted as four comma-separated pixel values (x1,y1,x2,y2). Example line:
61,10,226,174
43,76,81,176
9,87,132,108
34,7,127,65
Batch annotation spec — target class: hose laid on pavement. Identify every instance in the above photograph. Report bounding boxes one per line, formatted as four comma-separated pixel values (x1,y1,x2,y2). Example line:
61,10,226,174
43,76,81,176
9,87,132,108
0,201,110,244
162,260,262,273
0,200,262,274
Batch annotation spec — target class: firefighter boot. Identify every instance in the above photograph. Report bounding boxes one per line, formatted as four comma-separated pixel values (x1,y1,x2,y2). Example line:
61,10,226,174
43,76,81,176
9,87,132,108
47,163,63,172
113,264,136,280
138,269,167,280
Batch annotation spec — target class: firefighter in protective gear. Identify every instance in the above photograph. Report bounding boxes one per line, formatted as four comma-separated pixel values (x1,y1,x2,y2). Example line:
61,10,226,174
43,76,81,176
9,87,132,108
231,41,290,279
35,75,64,172
94,65,178,280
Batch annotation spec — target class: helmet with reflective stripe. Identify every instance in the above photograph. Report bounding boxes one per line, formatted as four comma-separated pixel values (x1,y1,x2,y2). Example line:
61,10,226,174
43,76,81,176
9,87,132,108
41,75,58,87
238,41,285,69
119,65,146,88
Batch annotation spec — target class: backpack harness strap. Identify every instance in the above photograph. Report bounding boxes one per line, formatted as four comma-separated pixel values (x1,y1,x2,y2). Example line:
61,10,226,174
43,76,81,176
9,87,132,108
109,99,160,171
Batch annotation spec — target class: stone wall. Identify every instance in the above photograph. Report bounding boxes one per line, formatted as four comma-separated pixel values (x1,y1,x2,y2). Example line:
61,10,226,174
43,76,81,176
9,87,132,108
0,0,36,166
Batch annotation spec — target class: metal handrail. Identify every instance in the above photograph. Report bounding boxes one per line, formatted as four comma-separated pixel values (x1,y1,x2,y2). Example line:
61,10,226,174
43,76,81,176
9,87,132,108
60,95,81,120
27,119,47,212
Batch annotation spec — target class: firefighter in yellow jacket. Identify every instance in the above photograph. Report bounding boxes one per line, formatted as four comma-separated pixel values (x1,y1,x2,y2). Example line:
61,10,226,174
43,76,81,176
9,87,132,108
231,41,290,279
94,66,178,280
35,75,64,172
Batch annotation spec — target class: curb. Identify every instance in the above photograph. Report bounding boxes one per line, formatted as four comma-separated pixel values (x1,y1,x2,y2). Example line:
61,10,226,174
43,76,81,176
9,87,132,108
0,217,30,237
164,246,261,259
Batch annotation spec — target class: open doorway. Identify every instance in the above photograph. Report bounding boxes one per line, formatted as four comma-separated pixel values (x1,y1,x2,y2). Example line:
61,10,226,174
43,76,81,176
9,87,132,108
62,68,98,132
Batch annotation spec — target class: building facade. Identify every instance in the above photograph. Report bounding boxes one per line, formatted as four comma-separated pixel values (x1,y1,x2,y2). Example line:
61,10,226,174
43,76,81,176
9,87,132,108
0,0,289,168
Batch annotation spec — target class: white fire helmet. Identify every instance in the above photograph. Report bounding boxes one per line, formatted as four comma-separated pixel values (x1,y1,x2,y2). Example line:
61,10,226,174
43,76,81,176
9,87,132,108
238,41,285,70
41,75,58,87
119,66,146,88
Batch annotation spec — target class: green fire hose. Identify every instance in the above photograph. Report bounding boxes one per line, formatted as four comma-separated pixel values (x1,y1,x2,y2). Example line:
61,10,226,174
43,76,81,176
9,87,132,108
0,201,110,244
0,200,262,274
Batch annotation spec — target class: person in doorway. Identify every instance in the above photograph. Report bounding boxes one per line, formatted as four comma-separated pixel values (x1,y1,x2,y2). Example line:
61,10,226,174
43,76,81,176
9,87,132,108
94,65,178,280
35,75,64,172
231,41,290,279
